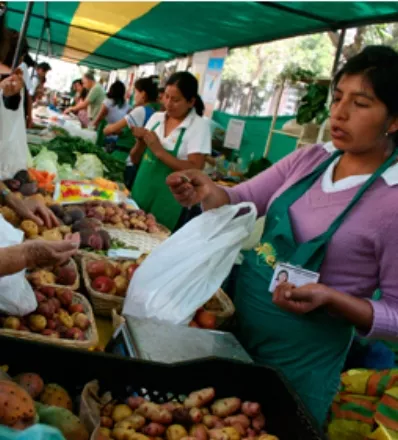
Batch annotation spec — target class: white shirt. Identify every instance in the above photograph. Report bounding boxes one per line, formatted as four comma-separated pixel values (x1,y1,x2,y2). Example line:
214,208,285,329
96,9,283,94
103,98,130,124
29,74,40,97
144,109,211,160
125,106,147,128
19,62,32,91
321,141,398,193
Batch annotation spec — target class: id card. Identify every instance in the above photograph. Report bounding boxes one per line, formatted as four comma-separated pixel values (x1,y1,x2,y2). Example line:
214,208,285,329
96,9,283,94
269,262,320,293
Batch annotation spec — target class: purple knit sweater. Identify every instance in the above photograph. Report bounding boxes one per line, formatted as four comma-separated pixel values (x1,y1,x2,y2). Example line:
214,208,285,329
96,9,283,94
225,145,398,340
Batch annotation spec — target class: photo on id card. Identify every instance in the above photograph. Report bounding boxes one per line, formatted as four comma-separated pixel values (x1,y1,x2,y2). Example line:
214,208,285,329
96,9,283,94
269,262,320,293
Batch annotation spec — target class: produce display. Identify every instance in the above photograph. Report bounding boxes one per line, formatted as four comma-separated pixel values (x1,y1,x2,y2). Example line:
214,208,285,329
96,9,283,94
0,371,89,439
2,169,53,203
54,181,121,205
85,257,144,298
0,286,93,341
29,134,126,183
96,387,279,440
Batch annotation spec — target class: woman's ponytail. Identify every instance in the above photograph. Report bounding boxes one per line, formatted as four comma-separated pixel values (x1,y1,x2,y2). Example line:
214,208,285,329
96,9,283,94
194,94,205,116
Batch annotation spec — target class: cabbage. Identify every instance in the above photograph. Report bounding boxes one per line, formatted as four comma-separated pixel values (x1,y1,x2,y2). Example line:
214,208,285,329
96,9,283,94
33,148,59,176
57,164,83,181
74,154,104,179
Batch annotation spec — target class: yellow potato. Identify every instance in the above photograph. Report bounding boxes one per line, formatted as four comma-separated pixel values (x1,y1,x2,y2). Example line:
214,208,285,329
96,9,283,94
129,434,150,440
20,220,39,238
123,414,146,430
98,427,112,438
258,436,279,440
112,404,133,423
166,425,189,440
222,427,241,440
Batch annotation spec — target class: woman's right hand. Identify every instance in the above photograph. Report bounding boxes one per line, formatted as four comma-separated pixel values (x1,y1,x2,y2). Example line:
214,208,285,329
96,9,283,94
22,240,78,269
167,170,229,210
0,72,23,97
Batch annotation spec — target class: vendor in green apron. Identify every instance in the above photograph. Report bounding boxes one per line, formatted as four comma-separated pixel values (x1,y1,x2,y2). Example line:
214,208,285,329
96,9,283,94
167,46,398,427
129,72,211,231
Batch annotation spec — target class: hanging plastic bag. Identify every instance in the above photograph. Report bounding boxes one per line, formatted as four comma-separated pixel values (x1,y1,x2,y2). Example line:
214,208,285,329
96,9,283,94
123,202,257,325
0,216,37,316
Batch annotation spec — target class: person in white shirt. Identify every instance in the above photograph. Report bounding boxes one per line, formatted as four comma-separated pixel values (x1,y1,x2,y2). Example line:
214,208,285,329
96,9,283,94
93,80,130,128
30,62,51,101
130,71,211,231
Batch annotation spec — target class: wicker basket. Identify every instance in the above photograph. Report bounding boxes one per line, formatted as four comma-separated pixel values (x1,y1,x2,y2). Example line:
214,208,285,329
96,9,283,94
104,224,170,240
0,291,98,349
27,258,80,291
82,254,133,317
104,227,167,255
204,289,235,328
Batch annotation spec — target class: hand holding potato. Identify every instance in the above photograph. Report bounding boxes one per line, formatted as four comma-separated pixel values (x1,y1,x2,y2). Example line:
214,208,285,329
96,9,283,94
22,240,78,269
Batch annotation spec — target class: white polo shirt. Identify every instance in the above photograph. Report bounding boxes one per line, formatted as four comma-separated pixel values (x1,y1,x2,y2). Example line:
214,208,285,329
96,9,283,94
144,109,211,160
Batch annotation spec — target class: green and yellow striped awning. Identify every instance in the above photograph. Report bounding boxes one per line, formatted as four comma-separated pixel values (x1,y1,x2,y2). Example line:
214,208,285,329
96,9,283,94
6,2,398,70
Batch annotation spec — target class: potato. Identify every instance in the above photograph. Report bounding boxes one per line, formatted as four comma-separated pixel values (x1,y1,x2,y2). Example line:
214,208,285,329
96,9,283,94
115,419,137,431
201,408,210,416
252,414,265,432
166,424,188,440
122,414,146,430
163,402,183,412
142,422,166,437
101,416,114,428
112,427,137,440
98,427,112,438
20,220,39,238
211,398,241,418
184,388,215,409
190,408,203,424
228,424,245,437
241,402,260,418
258,436,279,440
137,402,173,424
208,429,228,440
172,407,192,425
224,415,250,430
203,416,222,429
246,429,256,438
222,427,241,440
126,396,146,410
190,424,209,440
112,404,133,423
42,228,63,241
101,402,115,417
129,434,150,440
180,438,197,440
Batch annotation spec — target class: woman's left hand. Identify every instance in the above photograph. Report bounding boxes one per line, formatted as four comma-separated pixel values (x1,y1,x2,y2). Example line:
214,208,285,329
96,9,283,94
6,195,59,228
143,131,163,156
273,282,331,314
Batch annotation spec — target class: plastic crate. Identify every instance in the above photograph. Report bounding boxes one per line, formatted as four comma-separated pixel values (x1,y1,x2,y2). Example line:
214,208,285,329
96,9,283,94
0,335,325,440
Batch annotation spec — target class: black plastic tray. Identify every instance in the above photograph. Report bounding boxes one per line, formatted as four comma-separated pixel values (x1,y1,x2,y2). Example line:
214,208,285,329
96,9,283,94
0,335,325,440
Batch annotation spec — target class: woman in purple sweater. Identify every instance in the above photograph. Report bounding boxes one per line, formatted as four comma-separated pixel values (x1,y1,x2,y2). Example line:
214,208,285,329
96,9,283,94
167,46,398,426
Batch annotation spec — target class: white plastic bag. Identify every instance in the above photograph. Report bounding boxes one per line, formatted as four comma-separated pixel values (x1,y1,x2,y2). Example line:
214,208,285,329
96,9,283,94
123,202,257,325
0,216,37,316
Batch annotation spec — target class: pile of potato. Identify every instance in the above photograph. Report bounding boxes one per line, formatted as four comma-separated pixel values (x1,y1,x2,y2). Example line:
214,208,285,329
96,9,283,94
97,388,278,440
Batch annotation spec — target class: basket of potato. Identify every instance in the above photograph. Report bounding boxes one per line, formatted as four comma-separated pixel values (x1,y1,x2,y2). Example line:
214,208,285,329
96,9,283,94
82,254,146,317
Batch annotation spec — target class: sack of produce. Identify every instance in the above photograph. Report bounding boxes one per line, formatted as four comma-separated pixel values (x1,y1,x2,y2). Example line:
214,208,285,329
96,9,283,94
123,202,257,325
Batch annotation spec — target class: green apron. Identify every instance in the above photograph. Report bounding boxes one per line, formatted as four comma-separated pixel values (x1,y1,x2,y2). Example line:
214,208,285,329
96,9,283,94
235,148,398,427
131,122,185,231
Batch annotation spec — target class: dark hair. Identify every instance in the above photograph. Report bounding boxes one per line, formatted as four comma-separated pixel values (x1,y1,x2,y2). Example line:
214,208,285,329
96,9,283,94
158,87,165,94
72,79,82,88
24,53,35,68
135,76,158,102
334,45,398,145
107,80,126,108
37,62,51,72
3,29,29,68
84,70,95,82
276,270,289,281
166,71,204,116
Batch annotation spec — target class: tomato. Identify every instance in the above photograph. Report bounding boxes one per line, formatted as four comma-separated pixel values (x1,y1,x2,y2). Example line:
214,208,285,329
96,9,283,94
195,310,216,330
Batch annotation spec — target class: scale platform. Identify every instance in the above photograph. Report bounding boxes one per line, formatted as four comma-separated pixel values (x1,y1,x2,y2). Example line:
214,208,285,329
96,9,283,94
106,315,252,364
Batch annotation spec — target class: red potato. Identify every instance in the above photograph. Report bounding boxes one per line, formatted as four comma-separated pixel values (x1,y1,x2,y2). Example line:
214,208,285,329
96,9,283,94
180,438,197,440
241,402,260,418
224,415,250,430
213,421,225,429
142,423,166,437
246,429,257,438
184,388,215,409
190,408,203,424
137,402,173,424
203,416,222,429
162,402,183,412
100,416,113,428
126,396,146,410
211,398,241,418
252,413,265,432
190,424,209,440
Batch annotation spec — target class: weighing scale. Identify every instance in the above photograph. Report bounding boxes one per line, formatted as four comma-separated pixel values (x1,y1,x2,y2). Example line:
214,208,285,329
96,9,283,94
106,315,252,364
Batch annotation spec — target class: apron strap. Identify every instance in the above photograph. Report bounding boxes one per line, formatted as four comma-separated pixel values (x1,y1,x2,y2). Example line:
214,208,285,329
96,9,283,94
150,121,186,157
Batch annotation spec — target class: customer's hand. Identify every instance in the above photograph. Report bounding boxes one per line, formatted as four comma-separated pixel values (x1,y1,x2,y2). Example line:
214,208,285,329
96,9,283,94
167,170,215,207
22,240,78,269
273,282,331,315
6,194,59,228
0,72,23,97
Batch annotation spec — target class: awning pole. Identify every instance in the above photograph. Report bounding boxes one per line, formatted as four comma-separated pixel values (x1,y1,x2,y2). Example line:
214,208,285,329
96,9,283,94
316,28,346,143
11,1,33,71
32,14,46,78
44,3,52,57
